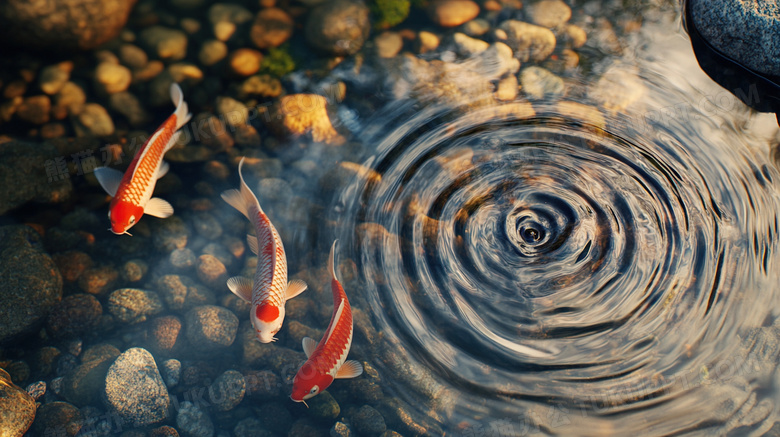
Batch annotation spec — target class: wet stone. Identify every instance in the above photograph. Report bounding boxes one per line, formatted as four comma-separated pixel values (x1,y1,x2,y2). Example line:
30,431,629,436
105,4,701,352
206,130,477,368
140,26,188,61
31,401,84,437
17,95,51,124
202,242,234,267
176,401,214,437
53,81,87,118
305,0,370,56
331,421,352,437
156,274,215,311
499,20,556,62
73,103,116,137
216,96,248,128
519,66,564,100
31,346,62,379
375,31,404,58
168,63,204,84
95,62,133,94
289,418,323,437
39,61,74,95
244,370,281,398
25,380,47,401
0,225,62,344
161,358,182,388
199,40,228,67
526,0,571,28
352,405,387,435
208,3,253,41
185,305,239,352
234,418,273,437
238,74,282,99
250,7,294,49
150,425,181,437
229,48,263,76
61,344,119,407
170,248,197,270
147,315,183,354
104,347,170,426
309,390,341,422
209,369,246,411
77,266,119,295
121,258,148,282
196,254,228,288
428,0,480,27
254,402,293,435
119,43,149,69
563,24,587,48
109,91,151,127
453,32,489,56
46,293,102,339
191,211,223,240
53,250,93,282
152,216,190,252
107,288,164,324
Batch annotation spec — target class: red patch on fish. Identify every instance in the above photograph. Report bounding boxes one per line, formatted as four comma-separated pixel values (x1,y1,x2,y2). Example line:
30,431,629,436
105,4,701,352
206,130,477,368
256,303,279,322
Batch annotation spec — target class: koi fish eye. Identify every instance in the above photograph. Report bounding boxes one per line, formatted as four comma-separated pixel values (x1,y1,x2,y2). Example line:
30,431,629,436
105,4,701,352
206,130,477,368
309,386,319,395
129,216,136,225
107,210,111,219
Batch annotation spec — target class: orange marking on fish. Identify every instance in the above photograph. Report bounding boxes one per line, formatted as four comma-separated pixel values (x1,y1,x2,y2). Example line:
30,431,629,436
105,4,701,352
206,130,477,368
256,303,280,323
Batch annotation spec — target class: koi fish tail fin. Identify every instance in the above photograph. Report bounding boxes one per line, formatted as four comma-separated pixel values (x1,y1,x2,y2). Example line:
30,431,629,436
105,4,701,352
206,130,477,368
328,240,339,281
220,157,260,219
170,83,192,130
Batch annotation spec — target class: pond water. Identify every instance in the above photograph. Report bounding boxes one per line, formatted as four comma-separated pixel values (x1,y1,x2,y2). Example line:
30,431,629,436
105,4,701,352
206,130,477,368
3,0,780,436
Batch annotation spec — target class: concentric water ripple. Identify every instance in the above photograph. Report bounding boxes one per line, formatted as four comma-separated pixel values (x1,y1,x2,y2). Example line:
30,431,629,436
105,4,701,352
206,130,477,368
327,58,780,437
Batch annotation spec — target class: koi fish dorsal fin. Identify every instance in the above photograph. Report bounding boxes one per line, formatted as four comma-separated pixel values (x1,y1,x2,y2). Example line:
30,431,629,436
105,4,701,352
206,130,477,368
285,279,308,300
93,166,124,197
145,197,174,218
302,336,317,358
329,240,339,281
227,276,253,302
221,158,261,220
170,83,192,130
323,298,346,346
335,360,363,379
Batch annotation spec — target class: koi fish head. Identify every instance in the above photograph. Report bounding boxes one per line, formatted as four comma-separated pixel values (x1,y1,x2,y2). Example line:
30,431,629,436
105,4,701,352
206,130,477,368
108,200,143,235
290,361,334,403
251,302,284,343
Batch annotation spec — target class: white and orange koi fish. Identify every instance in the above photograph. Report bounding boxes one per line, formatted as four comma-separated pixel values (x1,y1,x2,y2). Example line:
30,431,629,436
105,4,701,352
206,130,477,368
94,83,191,235
221,157,308,343
291,240,363,406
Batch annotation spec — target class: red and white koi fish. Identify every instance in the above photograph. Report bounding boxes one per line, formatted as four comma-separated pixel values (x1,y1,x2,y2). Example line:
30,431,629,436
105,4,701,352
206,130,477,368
221,157,308,343
94,83,191,235
291,240,363,406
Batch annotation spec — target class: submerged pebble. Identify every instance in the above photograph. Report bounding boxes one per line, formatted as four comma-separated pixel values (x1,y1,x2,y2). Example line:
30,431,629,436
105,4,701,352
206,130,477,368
176,401,215,437
0,369,36,435
104,347,170,426
107,288,165,324
185,305,239,352
208,369,246,411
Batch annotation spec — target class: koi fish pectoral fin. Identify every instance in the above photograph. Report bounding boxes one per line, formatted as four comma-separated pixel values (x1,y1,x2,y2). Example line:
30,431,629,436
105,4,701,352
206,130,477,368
93,166,124,197
285,279,308,300
246,234,258,255
227,276,253,302
144,198,174,218
335,360,363,379
302,336,317,358
157,161,170,180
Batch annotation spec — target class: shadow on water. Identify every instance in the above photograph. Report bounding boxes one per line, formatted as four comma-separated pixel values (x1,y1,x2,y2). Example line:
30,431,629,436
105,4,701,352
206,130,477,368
313,7,780,436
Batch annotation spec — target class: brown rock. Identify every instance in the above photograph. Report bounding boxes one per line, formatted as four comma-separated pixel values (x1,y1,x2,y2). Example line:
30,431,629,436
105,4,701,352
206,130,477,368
147,315,183,354
77,266,119,295
16,95,51,124
428,0,480,27
46,293,102,339
228,48,264,76
196,254,228,288
250,8,294,49
53,250,93,282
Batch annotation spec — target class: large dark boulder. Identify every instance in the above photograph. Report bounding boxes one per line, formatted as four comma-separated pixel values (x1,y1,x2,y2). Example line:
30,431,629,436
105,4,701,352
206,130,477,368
0,0,138,52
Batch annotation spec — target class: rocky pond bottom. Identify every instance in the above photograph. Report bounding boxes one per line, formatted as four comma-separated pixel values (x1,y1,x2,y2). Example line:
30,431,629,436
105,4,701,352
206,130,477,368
2,0,780,436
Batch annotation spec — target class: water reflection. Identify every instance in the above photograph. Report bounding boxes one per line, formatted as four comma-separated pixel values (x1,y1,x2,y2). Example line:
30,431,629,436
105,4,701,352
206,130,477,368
319,14,780,436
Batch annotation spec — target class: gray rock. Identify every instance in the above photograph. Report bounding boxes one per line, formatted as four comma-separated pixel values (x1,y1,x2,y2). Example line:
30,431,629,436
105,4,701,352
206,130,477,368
0,225,63,344
352,405,387,435
519,66,564,99
61,344,119,406
161,358,182,388
119,43,148,69
690,0,780,76
109,91,151,127
107,288,164,324
235,418,273,437
184,305,239,351
0,0,137,52
208,369,246,411
152,216,190,252
155,274,215,311
176,401,214,437
499,20,556,62
169,248,197,270
104,347,170,426
309,390,341,422
46,293,102,339
305,0,370,56
30,401,83,436
0,369,36,436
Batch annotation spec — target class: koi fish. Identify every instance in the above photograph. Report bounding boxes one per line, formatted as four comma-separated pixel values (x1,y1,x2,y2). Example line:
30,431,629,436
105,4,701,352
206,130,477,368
221,157,308,343
93,83,191,235
291,240,363,406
